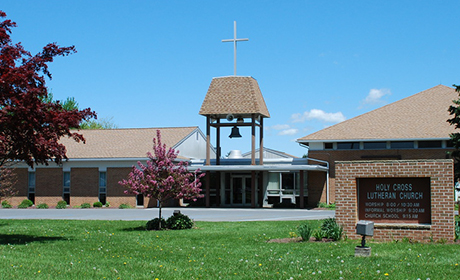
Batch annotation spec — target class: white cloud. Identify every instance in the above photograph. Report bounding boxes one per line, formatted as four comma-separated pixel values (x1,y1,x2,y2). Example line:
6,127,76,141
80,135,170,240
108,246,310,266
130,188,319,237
271,124,290,130
361,88,391,106
278,128,299,136
267,124,299,136
291,109,346,123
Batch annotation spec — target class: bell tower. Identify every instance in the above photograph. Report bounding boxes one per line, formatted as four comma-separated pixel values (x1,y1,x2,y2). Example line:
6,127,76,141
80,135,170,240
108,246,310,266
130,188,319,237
199,76,270,166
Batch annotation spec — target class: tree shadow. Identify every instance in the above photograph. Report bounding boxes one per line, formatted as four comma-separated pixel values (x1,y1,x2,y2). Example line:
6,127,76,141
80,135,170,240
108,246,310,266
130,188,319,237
0,234,67,245
122,226,147,232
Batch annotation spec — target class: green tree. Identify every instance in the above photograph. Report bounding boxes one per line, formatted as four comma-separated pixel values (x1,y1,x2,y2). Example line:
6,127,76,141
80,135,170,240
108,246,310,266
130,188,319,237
48,94,117,129
447,84,460,181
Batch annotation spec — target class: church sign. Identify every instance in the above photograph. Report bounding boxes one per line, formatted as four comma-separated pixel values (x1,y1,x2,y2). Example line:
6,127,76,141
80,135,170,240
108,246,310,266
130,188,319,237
357,177,431,224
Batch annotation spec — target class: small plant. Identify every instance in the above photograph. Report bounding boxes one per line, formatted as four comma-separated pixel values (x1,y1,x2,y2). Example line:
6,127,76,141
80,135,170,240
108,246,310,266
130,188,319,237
166,213,194,230
317,202,336,209
81,203,91,208
93,201,103,208
146,217,166,231
119,203,132,209
18,199,33,208
289,231,298,238
36,203,49,209
313,229,327,241
297,223,314,241
56,200,67,209
104,201,110,207
1,200,12,208
320,218,343,241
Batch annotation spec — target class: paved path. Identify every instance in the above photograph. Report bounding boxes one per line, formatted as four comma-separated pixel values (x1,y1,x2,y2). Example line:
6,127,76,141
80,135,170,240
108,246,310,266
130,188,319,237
0,208,335,222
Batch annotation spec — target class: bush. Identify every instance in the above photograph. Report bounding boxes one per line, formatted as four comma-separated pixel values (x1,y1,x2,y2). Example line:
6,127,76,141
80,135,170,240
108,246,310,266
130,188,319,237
166,213,194,230
104,201,110,207
56,200,67,209
119,204,132,209
320,218,343,241
93,201,103,208
313,229,327,241
1,200,12,208
318,202,336,209
146,217,167,230
81,203,91,208
18,199,33,208
36,203,49,209
455,221,460,241
297,223,314,241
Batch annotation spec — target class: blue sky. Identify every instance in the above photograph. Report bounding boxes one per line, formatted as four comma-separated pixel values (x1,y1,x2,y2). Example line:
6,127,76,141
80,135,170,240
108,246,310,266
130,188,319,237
2,1,460,157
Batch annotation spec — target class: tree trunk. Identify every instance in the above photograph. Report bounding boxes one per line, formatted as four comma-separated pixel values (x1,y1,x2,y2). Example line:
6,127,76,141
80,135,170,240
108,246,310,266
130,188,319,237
158,200,162,230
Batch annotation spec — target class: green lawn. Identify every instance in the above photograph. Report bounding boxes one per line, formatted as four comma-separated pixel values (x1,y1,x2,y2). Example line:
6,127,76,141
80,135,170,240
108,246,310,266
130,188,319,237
0,219,458,279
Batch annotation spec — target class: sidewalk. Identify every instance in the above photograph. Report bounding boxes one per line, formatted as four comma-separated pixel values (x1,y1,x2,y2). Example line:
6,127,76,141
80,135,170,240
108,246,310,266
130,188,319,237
0,208,335,222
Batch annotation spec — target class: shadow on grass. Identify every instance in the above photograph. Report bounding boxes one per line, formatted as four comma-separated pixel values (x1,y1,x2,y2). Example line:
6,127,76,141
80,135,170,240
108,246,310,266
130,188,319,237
0,234,67,245
122,226,147,232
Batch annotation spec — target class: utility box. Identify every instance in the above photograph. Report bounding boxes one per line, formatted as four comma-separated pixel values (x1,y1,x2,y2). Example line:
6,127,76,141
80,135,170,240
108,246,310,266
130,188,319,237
356,220,374,236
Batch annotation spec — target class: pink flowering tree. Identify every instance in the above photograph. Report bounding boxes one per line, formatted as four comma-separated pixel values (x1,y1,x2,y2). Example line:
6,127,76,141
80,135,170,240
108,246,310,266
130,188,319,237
119,130,204,229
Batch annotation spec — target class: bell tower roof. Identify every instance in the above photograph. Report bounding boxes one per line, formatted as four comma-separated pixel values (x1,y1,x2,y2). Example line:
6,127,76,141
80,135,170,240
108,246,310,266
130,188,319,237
199,76,270,119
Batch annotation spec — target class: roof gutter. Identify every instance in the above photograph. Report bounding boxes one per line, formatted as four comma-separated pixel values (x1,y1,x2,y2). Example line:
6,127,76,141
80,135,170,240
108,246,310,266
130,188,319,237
187,164,328,172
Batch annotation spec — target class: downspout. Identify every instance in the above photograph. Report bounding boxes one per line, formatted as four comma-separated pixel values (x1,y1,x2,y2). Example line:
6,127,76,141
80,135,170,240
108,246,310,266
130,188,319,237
299,143,330,204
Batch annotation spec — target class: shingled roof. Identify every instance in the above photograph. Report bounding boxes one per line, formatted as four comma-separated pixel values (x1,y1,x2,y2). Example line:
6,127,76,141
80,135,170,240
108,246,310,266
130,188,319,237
199,76,270,118
59,127,199,159
298,85,458,142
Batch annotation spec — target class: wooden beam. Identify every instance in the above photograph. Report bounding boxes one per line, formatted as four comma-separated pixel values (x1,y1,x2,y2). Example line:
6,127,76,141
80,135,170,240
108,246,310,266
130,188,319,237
259,117,263,165
216,119,220,165
251,114,255,165
210,122,260,128
206,116,211,166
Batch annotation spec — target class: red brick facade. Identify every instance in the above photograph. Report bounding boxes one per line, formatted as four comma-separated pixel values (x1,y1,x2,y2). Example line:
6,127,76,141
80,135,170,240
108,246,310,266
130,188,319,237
6,167,141,208
335,159,454,242
307,148,451,207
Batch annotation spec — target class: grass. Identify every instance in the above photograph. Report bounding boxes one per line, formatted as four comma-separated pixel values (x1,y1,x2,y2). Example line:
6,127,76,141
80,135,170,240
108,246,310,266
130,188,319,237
0,219,459,279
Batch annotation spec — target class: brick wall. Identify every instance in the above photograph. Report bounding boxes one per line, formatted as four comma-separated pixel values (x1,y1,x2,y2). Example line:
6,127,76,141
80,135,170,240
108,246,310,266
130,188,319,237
35,168,63,207
71,168,99,206
9,168,28,205
107,167,137,208
307,148,451,206
335,159,454,242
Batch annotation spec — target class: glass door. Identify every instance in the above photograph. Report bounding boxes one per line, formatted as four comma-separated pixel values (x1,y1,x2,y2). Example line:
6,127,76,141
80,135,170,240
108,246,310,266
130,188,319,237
231,175,252,206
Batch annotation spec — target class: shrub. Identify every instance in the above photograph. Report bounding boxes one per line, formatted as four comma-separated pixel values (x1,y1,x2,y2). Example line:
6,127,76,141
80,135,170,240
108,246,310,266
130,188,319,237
318,202,336,209
104,201,110,207
320,218,343,241
56,200,67,209
81,203,91,208
36,203,49,209
313,229,327,241
93,201,103,208
166,213,194,230
119,204,132,209
1,200,12,208
455,221,460,241
18,199,33,208
297,223,314,241
146,217,166,230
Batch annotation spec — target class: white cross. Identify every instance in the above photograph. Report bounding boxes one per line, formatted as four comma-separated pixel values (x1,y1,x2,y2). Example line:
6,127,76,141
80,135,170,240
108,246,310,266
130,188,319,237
222,21,249,76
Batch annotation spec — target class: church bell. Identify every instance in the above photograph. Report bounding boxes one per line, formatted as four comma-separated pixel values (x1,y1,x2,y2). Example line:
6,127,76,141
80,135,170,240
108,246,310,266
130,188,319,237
229,126,242,138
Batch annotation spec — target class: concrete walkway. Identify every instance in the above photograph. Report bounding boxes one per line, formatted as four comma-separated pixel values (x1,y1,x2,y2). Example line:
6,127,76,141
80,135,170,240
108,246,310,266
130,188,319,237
0,208,335,222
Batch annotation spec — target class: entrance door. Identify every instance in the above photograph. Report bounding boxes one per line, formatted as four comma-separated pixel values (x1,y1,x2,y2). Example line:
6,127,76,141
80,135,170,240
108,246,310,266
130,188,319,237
230,175,252,206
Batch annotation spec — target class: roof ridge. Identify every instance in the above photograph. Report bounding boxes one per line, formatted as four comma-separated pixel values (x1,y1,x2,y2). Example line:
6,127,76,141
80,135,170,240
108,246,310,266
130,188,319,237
74,126,198,132
299,84,455,141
